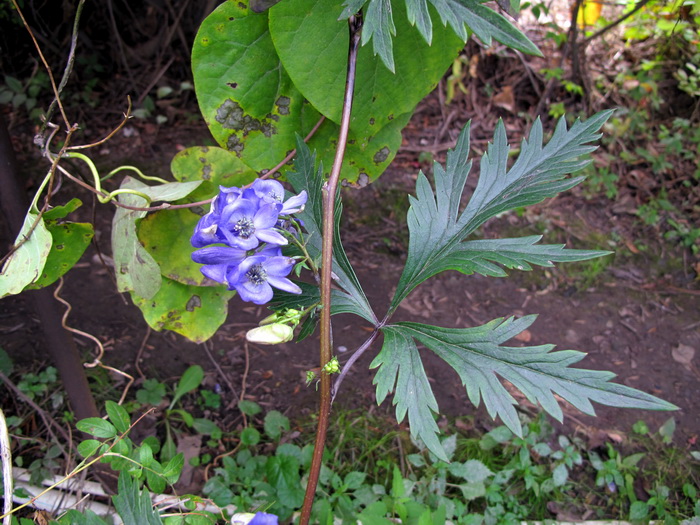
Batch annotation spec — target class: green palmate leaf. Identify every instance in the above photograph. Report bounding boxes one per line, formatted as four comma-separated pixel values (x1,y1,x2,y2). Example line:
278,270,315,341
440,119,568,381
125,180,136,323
362,0,397,72
265,454,305,509
372,325,445,460
340,0,540,72
131,277,234,343
0,210,52,298
391,111,614,311
430,0,540,55
58,510,111,525
286,137,376,323
112,177,201,300
377,317,676,458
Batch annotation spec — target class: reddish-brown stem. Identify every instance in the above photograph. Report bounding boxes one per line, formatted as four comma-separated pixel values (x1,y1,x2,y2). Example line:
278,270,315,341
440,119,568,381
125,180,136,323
298,15,362,525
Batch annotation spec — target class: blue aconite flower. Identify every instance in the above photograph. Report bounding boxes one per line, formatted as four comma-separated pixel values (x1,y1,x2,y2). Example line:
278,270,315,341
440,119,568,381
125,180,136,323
248,179,307,215
228,253,301,304
191,181,306,305
219,197,287,250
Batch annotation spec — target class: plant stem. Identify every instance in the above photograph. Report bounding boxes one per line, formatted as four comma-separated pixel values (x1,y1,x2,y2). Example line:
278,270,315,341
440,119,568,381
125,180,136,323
299,14,362,525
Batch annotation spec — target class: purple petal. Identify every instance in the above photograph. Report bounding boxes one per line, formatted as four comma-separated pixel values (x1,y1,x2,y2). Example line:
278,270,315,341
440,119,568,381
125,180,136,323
256,245,283,258
253,203,282,230
236,280,273,304
200,264,229,284
251,179,285,202
262,256,295,277
280,190,307,214
191,214,220,248
221,198,258,226
192,246,246,265
267,275,302,295
249,513,279,525
235,255,265,276
256,229,288,246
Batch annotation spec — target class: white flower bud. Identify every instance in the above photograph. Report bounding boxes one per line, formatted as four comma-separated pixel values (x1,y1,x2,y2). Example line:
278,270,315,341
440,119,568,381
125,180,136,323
231,513,256,525
246,323,294,345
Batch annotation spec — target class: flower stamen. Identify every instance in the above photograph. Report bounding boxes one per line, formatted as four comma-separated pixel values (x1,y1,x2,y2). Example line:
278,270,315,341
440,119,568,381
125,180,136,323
245,264,267,285
234,218,255,239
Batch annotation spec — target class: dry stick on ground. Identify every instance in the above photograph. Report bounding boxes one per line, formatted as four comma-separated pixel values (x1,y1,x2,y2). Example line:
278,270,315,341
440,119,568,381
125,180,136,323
53,278,135,405
106,0,137,93
203,339,238,400
203,341,251,481
134,327,152,381
165,0,194,61
574,0,653,109
534,0,585,117
135,0,190,107
0,372,72,453
0,408,11,525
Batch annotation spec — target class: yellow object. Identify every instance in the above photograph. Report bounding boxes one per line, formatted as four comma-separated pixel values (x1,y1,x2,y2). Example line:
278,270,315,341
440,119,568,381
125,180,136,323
576,0,603,27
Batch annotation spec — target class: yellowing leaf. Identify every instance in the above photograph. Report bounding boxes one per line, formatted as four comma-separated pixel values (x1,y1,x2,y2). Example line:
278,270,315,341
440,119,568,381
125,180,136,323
577,0,603,27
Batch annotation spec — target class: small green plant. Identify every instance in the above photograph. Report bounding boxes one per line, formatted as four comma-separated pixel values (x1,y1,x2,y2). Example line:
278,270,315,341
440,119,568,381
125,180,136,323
15,366,59,402
589,443,645,510
132,81,194,124
134,365,223,464
77,401,185,494
582,162,618,199
675,56,700,97
0,72,49,119
203,402,300,520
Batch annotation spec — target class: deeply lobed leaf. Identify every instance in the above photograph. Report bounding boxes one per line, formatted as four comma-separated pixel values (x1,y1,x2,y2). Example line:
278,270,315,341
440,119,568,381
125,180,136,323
341,0,541,71
371,325,446,460
375,318,677,459
391,110,615,311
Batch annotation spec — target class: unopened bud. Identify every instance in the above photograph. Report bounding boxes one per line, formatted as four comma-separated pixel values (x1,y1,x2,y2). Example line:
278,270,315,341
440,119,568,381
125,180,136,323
246,323,294,345
323,356,340,374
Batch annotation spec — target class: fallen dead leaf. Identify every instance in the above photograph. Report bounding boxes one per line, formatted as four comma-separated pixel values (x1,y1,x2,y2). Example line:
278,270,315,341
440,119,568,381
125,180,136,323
607,432,624,443
492,85,515,113
672,343,695,368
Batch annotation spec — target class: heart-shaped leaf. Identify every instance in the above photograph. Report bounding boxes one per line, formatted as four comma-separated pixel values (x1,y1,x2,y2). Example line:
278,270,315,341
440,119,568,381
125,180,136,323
131,277,234,342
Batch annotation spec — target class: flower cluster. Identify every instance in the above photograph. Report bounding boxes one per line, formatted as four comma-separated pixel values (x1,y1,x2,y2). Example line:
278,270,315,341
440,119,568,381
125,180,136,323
191,179,307,305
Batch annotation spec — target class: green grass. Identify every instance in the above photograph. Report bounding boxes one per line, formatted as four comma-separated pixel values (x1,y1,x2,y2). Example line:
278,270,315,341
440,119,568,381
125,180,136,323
202,406,700,523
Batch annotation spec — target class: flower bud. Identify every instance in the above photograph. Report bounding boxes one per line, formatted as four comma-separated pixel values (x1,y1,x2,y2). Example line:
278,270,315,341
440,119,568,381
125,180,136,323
258,312,280,326
323,356,340,374
260,308,301,327
246,323,294,345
